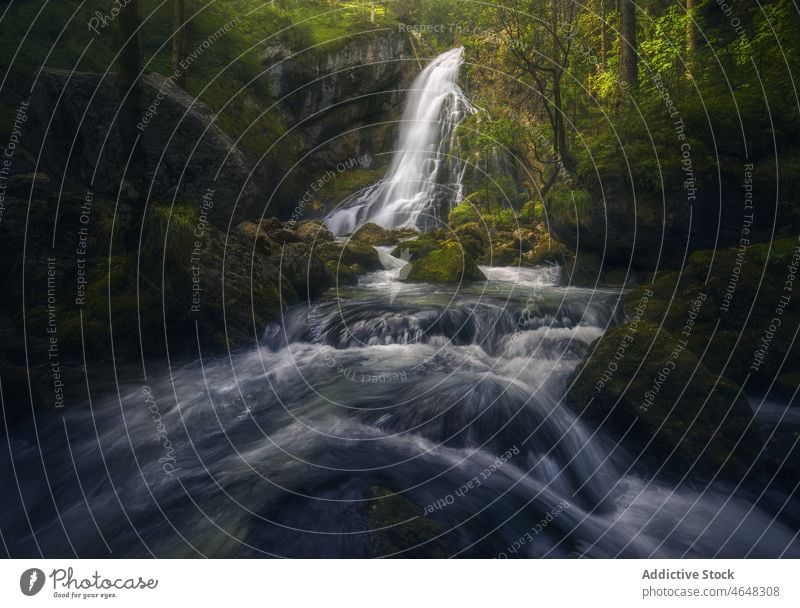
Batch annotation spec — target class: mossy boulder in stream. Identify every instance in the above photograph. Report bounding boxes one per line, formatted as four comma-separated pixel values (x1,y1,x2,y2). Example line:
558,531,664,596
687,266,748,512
351,222,417,246
399,241,486,283
566,321,763,481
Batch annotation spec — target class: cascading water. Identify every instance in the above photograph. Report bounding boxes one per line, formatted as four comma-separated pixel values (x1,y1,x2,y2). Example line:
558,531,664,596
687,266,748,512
326,47,474,235
3,250,798,557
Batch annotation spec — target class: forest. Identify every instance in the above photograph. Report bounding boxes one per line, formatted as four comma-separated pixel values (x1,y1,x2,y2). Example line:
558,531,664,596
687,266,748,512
0,0,799,559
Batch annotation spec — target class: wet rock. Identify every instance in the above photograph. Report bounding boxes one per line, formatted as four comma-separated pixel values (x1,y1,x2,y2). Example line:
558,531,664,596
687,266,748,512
293,220,334,244
366,487,452,558
402,242,486,283
566,321,763,481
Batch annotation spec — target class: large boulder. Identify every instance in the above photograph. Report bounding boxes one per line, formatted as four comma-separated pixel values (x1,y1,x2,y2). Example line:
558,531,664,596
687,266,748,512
566,321,763,481
402,242,486,283
26,69,264,226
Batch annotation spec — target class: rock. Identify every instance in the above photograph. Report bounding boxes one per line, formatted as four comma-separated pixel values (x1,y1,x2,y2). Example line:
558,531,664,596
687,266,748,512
324,260,358,286
26,69,264,225
276,242,332,299
485,242,520,266
267,228,302,245
623,236,800,387
403,242,486,283
453,222,490,259
317,241,383,272
366,487,452,558
264,30,416,173
352,222,398,246
390,237,439,261
566,321,763,481
293,220,334,243
234,221,278,255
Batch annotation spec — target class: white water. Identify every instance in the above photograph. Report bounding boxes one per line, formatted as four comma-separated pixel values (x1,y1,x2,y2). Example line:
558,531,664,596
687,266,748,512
6,251,798,557
326,48,474,235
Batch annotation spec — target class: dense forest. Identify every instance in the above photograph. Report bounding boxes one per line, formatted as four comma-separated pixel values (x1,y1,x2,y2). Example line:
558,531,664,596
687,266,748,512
0,1,799,558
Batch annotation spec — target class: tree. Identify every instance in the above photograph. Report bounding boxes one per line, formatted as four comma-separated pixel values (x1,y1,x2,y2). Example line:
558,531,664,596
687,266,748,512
618,0,637,90
171,0,186,79
686,0,696,73
498,0,579,195
599,0,609,69
117,0,143,207
118,0,140,91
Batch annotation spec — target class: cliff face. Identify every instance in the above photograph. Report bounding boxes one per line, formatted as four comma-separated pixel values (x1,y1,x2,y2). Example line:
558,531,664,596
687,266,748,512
264,30,416,171
20,30,417,225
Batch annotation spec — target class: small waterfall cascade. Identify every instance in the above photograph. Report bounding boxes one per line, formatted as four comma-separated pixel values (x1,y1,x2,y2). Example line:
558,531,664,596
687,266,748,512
326,47,474,235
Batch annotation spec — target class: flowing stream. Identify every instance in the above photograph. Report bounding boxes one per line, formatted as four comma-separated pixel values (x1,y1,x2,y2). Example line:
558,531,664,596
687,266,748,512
326,47,474,235
2,254,798,557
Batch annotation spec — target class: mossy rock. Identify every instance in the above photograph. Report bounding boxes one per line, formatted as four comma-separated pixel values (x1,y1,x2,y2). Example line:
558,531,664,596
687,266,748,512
448,199,483,227
350,222,412,246
366,487,452,558
567,321,763,481
484,242,520,266
403,242,486,283
316,241,382,272
324,260,358,286
390,237,439,261
528,234,569,266
624,236,800,387
294,220,334,243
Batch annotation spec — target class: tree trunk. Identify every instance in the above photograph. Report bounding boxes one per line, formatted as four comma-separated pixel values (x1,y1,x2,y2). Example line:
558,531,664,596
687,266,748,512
618,0,637,90
600,0,608,68
118,0,140,91
117,0,143,210
171,0,185,79
686,0,696,70
552,0,572,171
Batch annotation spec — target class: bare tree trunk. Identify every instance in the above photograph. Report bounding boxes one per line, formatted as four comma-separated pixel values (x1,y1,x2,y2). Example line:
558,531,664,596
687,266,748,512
618,0,638,90
171,0,185,80
600,0,608,69
118,0,140,91
118,0,143,208
552,0,572,171
686,0,696,72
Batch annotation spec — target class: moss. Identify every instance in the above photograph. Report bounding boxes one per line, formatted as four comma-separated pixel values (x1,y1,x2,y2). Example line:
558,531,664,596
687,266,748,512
324,260,358,286
448,199,483,227
366,487,452,558
404,242,486,283
351,222,403,246
567,321,763,481
624,236,800,388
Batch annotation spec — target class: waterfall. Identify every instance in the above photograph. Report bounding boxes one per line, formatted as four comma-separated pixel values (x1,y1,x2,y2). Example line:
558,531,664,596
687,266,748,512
326,47,474,235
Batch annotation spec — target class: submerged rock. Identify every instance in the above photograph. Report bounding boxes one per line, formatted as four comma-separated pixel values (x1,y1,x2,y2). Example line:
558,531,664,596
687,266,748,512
366,487,452,558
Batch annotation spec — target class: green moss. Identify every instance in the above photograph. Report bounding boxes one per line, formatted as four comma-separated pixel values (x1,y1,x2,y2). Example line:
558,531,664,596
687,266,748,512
568,321,763,480
404,242,485,283
625,235,800,386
